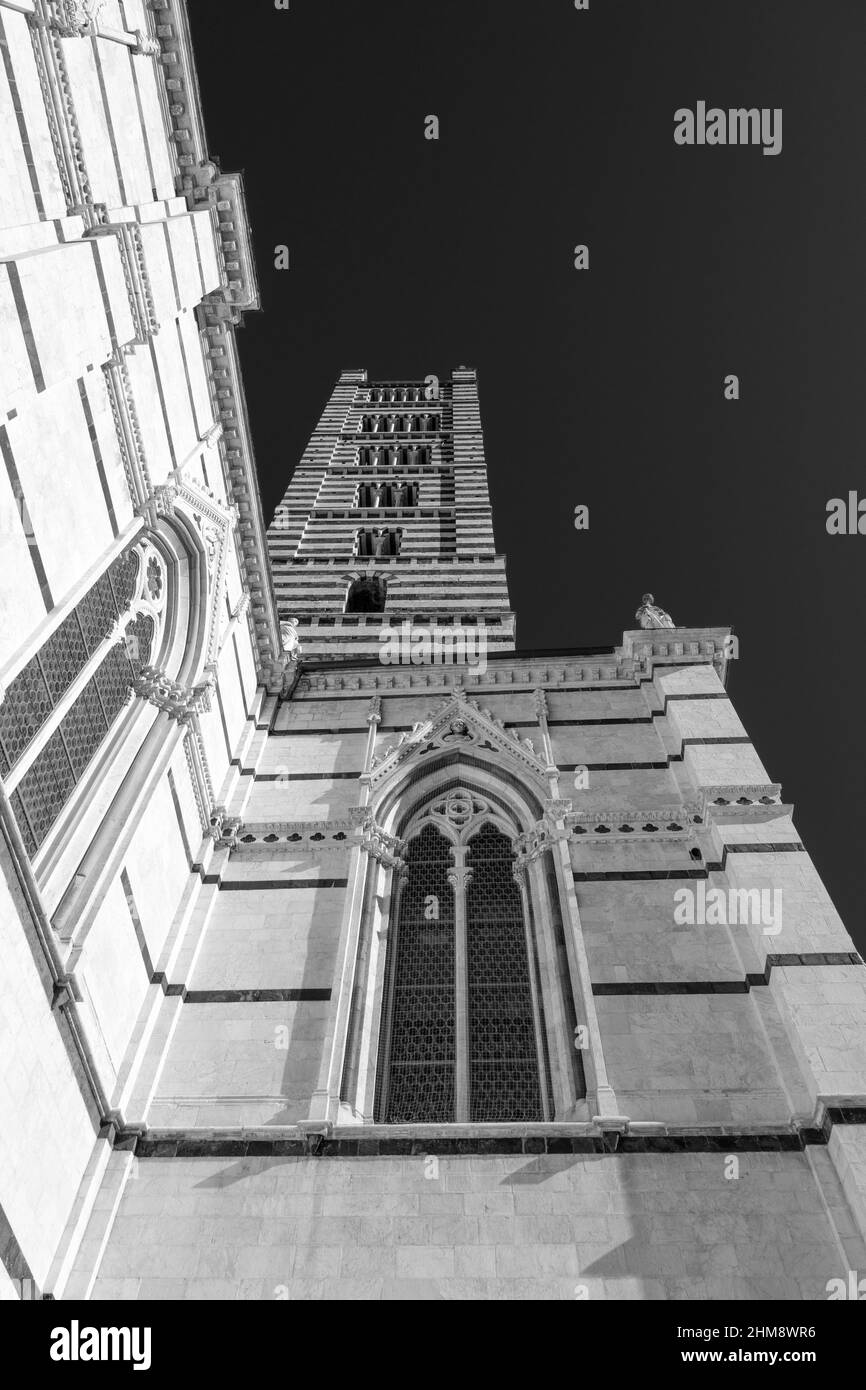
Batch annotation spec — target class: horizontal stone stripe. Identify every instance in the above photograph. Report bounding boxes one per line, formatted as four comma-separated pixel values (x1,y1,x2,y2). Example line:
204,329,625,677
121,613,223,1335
4,261,45,392
593,953,864,996
148,975,333,1001
572,845,806,882
254,772,360,782
218,879,349,891
574,869,706,882
715,842,804,857
262,697,729,737
268,727,378,736
595,980,751,995
0,424,52,610
184,988,331,1004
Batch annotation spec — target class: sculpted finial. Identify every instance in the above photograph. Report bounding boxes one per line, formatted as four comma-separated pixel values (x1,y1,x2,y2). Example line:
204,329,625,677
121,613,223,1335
635,593,675,630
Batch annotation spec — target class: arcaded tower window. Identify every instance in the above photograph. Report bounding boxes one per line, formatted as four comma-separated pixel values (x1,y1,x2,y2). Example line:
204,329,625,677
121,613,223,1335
355,528,400,558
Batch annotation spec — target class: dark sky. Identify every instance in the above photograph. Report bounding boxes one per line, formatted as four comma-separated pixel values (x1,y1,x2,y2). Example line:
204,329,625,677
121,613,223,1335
191,0,866,950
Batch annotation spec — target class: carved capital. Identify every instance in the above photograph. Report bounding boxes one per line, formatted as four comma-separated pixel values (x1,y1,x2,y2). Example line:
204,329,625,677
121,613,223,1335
264,652,302,700
363,827,405,870
135,484,178,528
134,666,215,720
209,806,242,850
446,865,474,893
514,821,556,867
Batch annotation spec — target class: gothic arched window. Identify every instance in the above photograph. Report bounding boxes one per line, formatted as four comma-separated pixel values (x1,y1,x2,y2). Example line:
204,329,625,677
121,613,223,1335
378,825,456,1123
376,815,545,1123
466,824,544,1122
3,542,165,857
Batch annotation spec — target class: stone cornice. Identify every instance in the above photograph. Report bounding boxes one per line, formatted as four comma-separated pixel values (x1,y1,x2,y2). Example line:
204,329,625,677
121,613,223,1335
298,660,644,697
294,629,739,697
618,625,733,682
200,322,282,683
147,3,259,314
139,2,279,680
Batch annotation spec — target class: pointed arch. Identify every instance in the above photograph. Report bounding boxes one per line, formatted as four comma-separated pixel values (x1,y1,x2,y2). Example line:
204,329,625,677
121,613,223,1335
332,741,586,1125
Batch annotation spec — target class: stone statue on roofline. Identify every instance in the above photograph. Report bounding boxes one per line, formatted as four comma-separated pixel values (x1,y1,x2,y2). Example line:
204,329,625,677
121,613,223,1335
635,593,675,630
280,618,302,661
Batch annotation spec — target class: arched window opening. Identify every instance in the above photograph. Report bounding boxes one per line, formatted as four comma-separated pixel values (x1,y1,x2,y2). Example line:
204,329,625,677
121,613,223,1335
0,545,142,779
2,539,168,858
345,577,387,614
466,824,544,1122
378,825,456,1123
10,611,157,857
376,811,545,1124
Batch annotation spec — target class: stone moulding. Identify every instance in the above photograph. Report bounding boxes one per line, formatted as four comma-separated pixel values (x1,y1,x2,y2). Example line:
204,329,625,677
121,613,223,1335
110,1105,866,1159
297,662,643,695
698,784,785,819
226,814,404,867
86,222,160,344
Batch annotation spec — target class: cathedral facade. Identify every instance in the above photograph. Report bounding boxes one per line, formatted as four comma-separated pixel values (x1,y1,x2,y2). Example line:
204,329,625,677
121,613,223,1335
2,1,866,1302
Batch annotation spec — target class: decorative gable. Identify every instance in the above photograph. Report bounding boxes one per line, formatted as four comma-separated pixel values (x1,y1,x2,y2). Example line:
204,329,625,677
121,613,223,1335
369,686,549,786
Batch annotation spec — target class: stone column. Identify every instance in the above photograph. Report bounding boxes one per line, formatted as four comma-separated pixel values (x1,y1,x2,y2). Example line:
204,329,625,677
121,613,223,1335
447,847,473,1123
514,859,554,1121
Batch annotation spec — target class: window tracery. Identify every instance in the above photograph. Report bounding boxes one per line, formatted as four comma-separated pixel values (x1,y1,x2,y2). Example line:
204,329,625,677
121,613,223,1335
377,792,545,1123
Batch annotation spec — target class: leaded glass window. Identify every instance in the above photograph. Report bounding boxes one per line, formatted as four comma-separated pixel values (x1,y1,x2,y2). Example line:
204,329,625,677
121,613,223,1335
11,613,154,856
0,546,143,775
466,824,543,1122
377,815,545,1124
3,538,161,857
379,825,455,1123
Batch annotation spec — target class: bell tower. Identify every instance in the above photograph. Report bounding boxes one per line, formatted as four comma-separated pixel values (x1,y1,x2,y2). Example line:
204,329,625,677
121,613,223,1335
267,367,516,662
